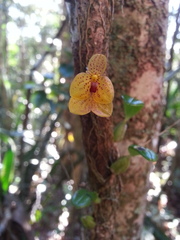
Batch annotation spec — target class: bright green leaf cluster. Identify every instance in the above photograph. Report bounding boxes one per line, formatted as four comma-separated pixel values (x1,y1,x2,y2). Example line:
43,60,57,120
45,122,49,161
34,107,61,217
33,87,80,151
112,94,157,175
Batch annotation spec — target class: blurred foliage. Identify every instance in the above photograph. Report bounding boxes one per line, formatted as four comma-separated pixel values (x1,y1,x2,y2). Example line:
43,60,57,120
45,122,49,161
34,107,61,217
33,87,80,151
0,1,79,239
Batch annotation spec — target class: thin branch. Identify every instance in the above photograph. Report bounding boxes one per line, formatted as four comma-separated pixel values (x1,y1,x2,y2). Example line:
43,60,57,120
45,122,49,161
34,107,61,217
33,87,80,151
38,111,63,158
19,18,68,165
19,110,63,201
163,5,180,127
0,207,11,235
167,4,180,71
31,18,68,71
164,66,180,82
144,119,180,146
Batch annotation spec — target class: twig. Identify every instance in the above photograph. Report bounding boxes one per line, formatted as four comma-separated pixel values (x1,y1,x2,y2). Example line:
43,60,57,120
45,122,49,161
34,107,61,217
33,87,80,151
164,66,180,82
31,18,68,71
167,4,180,71
162,5,180,133
144,119,180,146
18,18,68,167
120,0,124,16
19,110,63,201
18,18,68,199
0,207,11,235
38,111,62,157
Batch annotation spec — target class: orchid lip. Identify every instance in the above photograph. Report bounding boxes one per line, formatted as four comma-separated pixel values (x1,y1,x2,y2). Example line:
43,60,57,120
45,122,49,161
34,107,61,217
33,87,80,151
90,82,98,93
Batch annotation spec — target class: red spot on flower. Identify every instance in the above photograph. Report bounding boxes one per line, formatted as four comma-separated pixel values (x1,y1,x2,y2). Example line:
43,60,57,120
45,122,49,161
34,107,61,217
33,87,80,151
90,82,98,93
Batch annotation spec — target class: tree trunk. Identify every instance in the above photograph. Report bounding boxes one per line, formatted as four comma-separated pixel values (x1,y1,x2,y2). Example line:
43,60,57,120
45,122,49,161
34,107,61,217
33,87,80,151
109,1,168,239
68,0,168,239
68,1,121,239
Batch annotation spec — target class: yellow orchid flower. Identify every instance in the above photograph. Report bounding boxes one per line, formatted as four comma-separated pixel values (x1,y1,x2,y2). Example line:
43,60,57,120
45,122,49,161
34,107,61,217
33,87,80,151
68,54,114,117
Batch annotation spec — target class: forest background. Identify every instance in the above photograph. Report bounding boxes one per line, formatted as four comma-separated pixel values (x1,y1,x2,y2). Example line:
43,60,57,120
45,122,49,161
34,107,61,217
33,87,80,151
0,0,180,240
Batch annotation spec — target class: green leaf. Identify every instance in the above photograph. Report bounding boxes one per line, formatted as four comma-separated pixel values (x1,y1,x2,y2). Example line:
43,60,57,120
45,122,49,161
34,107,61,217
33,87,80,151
128,145,157,162
122,95,144,121
81,215,96,229
0,150,15,193
71,189,99,209
110,156,130,174
113,121,127,142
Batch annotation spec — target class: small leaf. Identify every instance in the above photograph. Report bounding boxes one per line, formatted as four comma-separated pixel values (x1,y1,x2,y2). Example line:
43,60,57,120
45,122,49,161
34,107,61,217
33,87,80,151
122,95,144,121
113,121,127,142
71,189,99,209
128,145,157,162
81,215,96,229
0,150,15,193
110,156,130,174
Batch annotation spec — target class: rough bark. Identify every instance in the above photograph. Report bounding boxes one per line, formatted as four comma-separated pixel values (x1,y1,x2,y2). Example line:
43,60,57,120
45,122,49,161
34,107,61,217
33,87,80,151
68,0,168,239
68,1,120,239
109,1,168,239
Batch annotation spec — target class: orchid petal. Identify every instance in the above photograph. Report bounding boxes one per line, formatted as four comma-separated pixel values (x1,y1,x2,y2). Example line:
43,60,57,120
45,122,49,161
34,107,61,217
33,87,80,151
93,76,114,104
70,73,91,100
69,97,91,115
87,54,107,75
91,102,113,117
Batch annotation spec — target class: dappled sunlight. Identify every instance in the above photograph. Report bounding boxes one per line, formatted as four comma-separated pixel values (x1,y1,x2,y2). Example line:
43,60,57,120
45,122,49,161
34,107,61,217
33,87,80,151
9,185,18,194
148,172,161,199
46,144,60,160
60,78,66,84
30,159,39,165
160,140,177,155
53,39,62,50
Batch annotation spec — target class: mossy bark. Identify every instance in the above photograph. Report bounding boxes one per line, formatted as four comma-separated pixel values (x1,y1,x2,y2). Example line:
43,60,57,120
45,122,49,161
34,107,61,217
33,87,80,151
68,1,120,239
109,1,168,239
68,0,168,239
